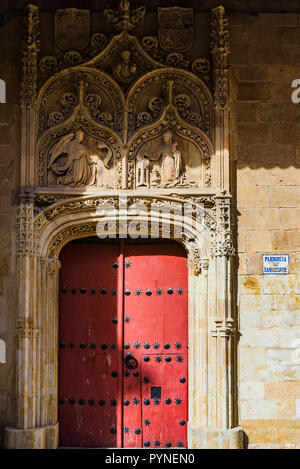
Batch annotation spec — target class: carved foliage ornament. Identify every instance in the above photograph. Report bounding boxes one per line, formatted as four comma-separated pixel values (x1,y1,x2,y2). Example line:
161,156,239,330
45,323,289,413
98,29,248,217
20,4,40,108
210,6,230,110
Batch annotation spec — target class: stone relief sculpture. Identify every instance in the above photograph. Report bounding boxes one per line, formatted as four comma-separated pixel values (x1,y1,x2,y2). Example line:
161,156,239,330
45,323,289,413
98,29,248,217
48,129,112,187
113,50,137,84
137,131,184,188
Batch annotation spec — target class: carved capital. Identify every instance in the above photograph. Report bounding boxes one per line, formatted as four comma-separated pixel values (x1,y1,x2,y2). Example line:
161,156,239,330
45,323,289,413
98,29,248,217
40,257,61,274
20,4,40,108
211,318,235,338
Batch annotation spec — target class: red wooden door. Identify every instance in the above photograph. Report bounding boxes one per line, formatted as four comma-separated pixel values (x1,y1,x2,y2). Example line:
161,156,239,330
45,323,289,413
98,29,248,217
58,239,188,448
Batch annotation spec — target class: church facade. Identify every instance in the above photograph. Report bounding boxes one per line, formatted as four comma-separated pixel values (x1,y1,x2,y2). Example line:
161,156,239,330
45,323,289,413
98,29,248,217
0,1,299,449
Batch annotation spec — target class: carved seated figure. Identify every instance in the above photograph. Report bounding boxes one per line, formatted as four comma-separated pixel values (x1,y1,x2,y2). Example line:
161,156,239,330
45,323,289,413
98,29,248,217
140,130,183,188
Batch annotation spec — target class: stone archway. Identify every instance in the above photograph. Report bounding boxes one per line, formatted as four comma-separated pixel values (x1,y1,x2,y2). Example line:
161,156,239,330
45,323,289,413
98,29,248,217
5,194,242,448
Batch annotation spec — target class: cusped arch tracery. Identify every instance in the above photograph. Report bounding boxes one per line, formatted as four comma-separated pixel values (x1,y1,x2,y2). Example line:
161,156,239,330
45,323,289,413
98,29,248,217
34,194,215,264
37,67,125,137
126,67,213,139
126,87,214,190
37,104,123,189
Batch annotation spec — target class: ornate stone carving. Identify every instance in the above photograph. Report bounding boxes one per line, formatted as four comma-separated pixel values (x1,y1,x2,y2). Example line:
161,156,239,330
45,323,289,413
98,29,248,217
39,69,123,136
40,257,61,274
20,4,40,108
158,7,194,53
104,0,146,33
128,81,213,190
211,6,230,110
55,8,90,51
91,33,107,54
211,196,235,257
137,130,185,188
16,194,36,257
192,59,211,84
47,129,112,187
113,50,137,85
126,70,212,138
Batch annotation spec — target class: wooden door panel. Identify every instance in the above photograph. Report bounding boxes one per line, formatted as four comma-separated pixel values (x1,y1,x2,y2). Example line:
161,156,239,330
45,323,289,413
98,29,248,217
123,242,188,448
59,242,121,447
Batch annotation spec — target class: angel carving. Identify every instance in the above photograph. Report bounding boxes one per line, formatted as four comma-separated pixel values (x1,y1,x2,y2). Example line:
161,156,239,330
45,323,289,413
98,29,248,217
48,130,112,187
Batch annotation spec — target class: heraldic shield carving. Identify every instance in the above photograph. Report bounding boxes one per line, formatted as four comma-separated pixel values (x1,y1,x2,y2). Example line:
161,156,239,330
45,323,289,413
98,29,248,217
55,8,90,50
158,7,194,52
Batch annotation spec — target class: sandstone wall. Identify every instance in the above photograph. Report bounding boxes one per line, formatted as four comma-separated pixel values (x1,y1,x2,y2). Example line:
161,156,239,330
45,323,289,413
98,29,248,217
230,12,300,448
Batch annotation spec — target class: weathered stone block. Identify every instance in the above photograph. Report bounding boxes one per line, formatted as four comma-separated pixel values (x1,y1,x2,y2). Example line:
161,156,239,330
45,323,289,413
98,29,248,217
248,144,295,165
271,230,300,251
262,274,300,295
256,166,299,186
237,165,257,185
236,102,257,123
240,398,295,420
237,186,268,207
280,208,300,229
237,82,271,101
241,419,300,445
265,382,300,399
240,382,265,399
239,208,280,229
257,103,284,123
239,66,269,82
246,231,272,253
269,186,300,207
239,275,262,295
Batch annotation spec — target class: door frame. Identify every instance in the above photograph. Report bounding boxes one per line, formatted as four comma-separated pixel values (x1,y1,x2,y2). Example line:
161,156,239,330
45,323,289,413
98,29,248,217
5,193,243,449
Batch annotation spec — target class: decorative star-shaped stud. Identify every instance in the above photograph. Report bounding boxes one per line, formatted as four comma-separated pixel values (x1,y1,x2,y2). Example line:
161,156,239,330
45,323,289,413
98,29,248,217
124,371,130,377
155,355,162,363
156,288,163,296
175,342,182,350
176,355,184,363
177,288,184,295
110,399,117,406
175,397,183,405
124,316,131,323
132,397,140,406
143,376,150,384
133,341,141,349
125,260,132,268
111,289,118,296
144,419,151,426
153,398,160,406
177,441,184,447
123,426,130,434
153,342,160,350
154,440,161,447
135,289,142,296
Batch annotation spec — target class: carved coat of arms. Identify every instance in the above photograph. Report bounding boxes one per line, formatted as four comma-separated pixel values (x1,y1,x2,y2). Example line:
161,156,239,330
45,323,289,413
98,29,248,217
158,7,194,53
55,8,90,50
